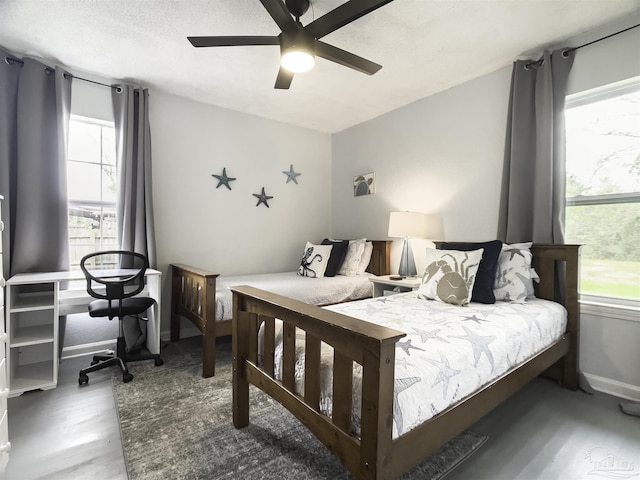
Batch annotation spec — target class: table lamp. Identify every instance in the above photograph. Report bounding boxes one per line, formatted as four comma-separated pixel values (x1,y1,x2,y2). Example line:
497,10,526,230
388,211,428,278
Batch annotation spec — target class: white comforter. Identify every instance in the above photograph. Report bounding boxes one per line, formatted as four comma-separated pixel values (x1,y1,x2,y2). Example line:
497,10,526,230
265,292,567,439
215,272,374,321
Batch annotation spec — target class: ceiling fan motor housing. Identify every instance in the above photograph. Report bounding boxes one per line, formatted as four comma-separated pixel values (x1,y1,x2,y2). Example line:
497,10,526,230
279,29,315,55
285,0,310,19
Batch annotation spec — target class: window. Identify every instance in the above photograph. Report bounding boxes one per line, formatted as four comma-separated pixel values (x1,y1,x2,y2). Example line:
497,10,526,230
67,115,118,270
565,78,640,302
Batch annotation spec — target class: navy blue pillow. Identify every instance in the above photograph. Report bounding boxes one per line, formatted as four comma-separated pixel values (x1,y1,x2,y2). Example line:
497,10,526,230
321,239,349,277
439,240,502,304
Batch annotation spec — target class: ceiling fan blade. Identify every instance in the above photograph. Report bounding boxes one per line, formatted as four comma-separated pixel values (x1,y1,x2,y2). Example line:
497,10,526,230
188,36,280,47
315,41,382,75
260,0,298,33
305,0,395,39
274,67,294,89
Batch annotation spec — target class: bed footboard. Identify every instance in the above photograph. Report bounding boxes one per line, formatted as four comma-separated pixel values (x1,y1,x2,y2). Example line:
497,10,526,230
232,285,406,480
171,264,227,377
230,244,581,479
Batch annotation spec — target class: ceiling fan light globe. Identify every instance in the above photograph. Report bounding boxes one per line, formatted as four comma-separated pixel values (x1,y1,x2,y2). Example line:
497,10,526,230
281,51,315,73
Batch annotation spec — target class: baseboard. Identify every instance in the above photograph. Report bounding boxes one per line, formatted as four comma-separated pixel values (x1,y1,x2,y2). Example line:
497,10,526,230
61,340,115,360
584,373,640,402
161,329,171,342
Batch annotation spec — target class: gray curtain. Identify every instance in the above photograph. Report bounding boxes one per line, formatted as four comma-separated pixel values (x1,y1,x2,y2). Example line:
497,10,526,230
498,48,575,244
112,85,157,268
0,48,72,276
497,48,592,393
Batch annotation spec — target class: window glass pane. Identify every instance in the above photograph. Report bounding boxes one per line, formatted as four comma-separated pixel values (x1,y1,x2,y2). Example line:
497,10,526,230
565,83,640,302
68,120,101,163
102,165,117,202
66,117,117,270
101,208,117,248
68,206,117,270
102,128,117,165
566,91,640,197
67,161,102,202
566,203,640,300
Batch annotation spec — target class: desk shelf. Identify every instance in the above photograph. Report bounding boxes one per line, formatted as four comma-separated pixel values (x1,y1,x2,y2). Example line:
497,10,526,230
9,325,54,347
5,281,58,396
8,360,56,397
9,291,54,311
4,268,161,396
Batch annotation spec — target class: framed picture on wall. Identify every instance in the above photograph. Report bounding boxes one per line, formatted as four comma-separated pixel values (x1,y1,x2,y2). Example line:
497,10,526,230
353,172,375,196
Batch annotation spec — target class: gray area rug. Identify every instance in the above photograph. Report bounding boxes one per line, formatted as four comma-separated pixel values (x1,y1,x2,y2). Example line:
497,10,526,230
112,338,487,480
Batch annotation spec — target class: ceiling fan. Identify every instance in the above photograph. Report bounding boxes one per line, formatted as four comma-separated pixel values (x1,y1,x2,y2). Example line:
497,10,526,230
187,0,395,89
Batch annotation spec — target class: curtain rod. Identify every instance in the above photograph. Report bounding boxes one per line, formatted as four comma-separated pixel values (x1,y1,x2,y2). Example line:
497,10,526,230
525,22,640,69
4,56,121,90
63,73,121,90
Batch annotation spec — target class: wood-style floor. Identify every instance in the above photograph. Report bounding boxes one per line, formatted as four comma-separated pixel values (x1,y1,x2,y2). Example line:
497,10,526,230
6,353,127,480
5,338,640,480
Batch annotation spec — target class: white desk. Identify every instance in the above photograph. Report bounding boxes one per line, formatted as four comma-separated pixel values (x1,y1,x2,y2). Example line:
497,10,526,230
4,269,161,396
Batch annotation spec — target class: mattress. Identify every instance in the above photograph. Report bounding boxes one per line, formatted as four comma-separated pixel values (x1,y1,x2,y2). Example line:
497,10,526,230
215,271,374,321
262,292,567,439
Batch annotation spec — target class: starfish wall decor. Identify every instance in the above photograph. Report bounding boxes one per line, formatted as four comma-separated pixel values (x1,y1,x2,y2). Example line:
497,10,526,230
253,187,273,208
282,164,301,184
212,168,236,190
210,164,302,208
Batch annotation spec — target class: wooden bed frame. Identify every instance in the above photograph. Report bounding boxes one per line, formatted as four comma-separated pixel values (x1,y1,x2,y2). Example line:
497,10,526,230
231,244,580,480
170,240,391,378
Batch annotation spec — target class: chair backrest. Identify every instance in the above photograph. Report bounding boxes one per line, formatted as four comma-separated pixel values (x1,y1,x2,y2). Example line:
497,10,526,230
80,250,149,301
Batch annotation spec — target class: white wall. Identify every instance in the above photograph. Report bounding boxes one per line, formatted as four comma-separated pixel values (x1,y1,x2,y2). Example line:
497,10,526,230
151,91,332,276
331,17,640,399
566,20,640,96
332,66,512,274
150,92,332,334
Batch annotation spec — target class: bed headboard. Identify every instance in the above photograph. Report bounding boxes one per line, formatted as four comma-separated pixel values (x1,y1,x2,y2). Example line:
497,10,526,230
434,241,581,389
530,243,581,390
368,240,391,276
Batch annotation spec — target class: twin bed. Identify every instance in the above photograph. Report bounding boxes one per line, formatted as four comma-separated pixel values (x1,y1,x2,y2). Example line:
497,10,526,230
172,241,580,480
171,240,391,377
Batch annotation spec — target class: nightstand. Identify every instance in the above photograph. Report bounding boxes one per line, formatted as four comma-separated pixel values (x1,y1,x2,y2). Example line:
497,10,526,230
370,275,422,298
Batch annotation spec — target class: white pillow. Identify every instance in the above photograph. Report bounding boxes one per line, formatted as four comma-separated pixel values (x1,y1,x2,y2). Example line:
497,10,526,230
297,242,333,278
417,248,484,306
493,242,537,302
357,241,374,275
337,238,366,276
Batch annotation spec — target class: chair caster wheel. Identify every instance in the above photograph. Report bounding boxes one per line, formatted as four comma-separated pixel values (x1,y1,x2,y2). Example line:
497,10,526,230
79,374,89,386
123,373,134,383
155,358,164,366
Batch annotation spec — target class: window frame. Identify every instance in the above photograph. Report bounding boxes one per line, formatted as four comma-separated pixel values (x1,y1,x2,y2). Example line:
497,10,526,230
565,76,640,309
67,114,118,270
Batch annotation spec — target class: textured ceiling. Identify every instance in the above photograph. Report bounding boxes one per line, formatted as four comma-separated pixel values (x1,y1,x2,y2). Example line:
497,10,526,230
1,0,639,133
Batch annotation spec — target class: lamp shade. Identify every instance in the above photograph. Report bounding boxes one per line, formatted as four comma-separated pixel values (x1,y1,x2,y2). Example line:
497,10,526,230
388,211,428,238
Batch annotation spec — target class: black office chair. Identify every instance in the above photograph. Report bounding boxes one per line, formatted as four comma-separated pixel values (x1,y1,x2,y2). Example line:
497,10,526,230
78,250,163,385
